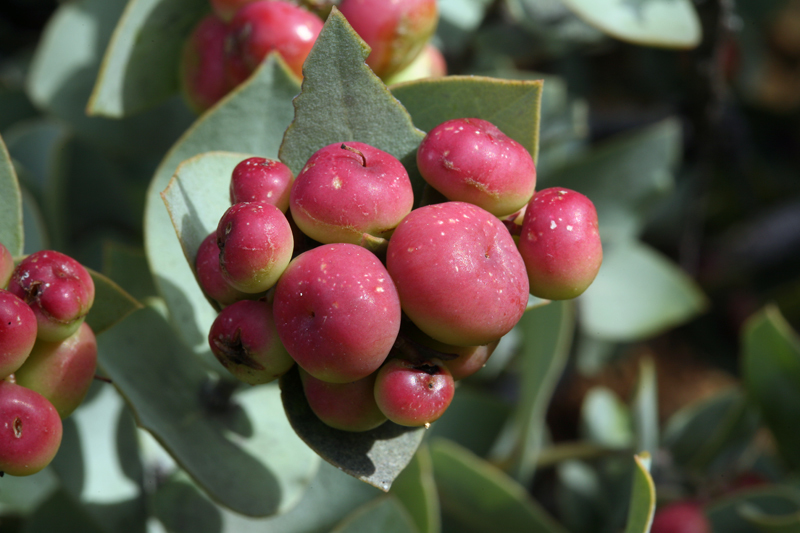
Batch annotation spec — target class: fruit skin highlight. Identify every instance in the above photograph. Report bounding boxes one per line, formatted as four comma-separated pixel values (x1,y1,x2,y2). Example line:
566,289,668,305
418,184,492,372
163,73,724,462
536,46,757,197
416,117,537,217
273,243,401,384
8,250,95,343
386,201,529,347
339,0,438,79
0,380,63,476
518,187,603,300
0,290,38,379
373,358,454,427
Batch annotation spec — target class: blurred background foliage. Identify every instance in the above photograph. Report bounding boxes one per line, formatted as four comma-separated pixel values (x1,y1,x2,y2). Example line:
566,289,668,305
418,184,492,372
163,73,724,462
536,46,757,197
2,0,800,532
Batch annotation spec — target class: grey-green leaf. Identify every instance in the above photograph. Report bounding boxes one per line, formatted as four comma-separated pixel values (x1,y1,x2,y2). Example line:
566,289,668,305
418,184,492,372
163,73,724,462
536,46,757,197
631,357,659,457
330,497,420,533
430,438,568,533
144,55,299,353
0,134,23,255
87,0,209,117
742,305,800,470
579,241,708,341
707,486,800,533
86,268,143,335
622,453,656,533
391,76,543,162
391,444,441,533
279,366,425,492
278,8,425,196
96,304,319,517
561,0,702,49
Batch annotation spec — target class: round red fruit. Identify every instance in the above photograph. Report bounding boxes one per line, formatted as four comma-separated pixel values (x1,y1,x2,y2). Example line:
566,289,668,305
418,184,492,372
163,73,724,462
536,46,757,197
518,188,602,300
180,14,234,114
208,299,294,385
651,501,711,533
14,322,98,419
417,118,537,217
0,290,38,379
300,368,386,432
386,202,529,346
373,358,454,427
230,157,294,212
226,0,323,81
273,243,401,384
216,202,294,293
195,232,257,306
9,250,95,343
0,380,62,476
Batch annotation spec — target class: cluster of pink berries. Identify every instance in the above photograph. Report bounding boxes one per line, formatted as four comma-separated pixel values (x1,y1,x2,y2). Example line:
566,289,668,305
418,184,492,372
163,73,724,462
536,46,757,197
0,246,98,476
180,0,440,112
196,117,602,432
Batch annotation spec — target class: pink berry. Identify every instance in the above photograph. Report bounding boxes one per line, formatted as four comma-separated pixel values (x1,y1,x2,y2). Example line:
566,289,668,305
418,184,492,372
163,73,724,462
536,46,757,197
339,0,438,79
373,358,454,427
386,202,529,346
208,299,294,385
416,118,537,217
0,380,62,476
229,157,294,212
299,368,386,432
290,142,414,247
195,233,256,306
651,502,711,533
518,188,602,300
9,251,95,343
14,322,97,419
216,202,294,293
179,14,235,113
226,0,323,81
0,243,13,289
273,243,401,384
0,290,38,379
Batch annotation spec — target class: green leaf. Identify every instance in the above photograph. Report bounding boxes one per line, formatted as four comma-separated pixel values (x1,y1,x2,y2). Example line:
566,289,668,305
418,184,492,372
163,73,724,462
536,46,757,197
561,0,701,49
544,119,680,243
0,134,23,255
662,387,760,473
24,489,107,533
622,453,655,533
144,56,299,353
279,366,425,492
102,242,158,302
278,8,426,197
742,305,800,470
436,0,494,53
493,300,575,483
707,486,800,533
391,76,543,162
86,268,143,336
161,151,252,279
392,444,441,533
87,0,209,117
427,386,512,458
27,0,195,158
21,185,49,254
430,438,568,533
580,387,634,449
579,241,708,341
331,496,420,533
630,357,659,457
154,461,381,533
96,305,319,517
0,467,58,516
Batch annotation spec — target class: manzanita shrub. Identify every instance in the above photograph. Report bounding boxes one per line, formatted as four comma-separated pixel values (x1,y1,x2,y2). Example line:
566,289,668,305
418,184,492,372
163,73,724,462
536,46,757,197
4,0,800,532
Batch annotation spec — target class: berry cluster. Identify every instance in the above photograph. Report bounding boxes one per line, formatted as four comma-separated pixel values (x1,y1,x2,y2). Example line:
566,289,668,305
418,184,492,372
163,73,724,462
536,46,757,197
0,246,98,476
180,0,441,112
198,117,602,432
